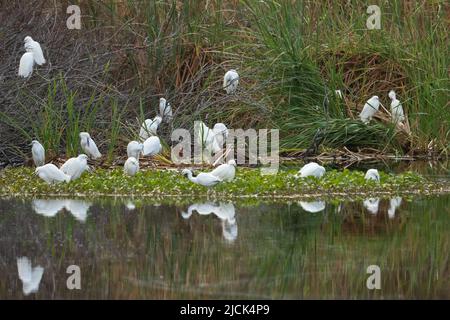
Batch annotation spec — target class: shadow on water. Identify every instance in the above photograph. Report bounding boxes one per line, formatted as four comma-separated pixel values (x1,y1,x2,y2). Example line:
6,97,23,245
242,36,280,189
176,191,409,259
0,194,448,299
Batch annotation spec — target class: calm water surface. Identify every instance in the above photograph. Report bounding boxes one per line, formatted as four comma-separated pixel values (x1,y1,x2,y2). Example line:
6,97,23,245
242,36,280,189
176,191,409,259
0,194,448,299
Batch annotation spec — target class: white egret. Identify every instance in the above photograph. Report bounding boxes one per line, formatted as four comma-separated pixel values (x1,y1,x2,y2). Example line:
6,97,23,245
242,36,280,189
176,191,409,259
35,164,70,184
139,115,162,141
24,36,46,65
182,169,222,187
296,162,326,178
196,121,221,154
32,199,66,217
17,257,44,295
60,154,89,181
159,98,173,122
79,132,102,159
365,169,380,182
359,96,380,124
213,123,229,148
18,51,35,78
210,159,236,182
142,136,162,156
31,140,45,167
389,90,405,124
65,199,91,222
124,157,139,176
127,141,143,159
388,197,402,219
298,200,326,213
363,198,380,215
223,69,239,94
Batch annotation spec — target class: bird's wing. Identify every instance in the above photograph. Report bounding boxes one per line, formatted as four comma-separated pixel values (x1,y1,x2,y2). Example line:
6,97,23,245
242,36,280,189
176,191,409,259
17,257,32,282
18,52,34,78
29,41,46,65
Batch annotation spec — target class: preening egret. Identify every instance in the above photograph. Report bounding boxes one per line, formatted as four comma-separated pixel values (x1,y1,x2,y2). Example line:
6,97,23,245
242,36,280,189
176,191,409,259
159,98,173,122
32,199,66,217
389,90,405,124
223,69,239,94
365,169,380,182
24,36,46,65
31,140,45,167
210,159,236,182
142,136,162,156
388,197,402,219
182,168,222,187
363,198,380,215
298,200,326,213
213,123,229,148
296,162,326,178
196,121,221,154
79,132,102,159
17,257,44,296
60,154,89,181
124,157,139,176
18,51,34,78
35,164,71,184
359,96,380,124
65,199,91,222
127,141,143,159
139,116,162,141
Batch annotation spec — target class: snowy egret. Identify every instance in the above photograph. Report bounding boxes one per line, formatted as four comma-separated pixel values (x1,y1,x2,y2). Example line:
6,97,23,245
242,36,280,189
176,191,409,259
18,51,35,78
213,123,229,148
31,140,45,167
296,162,326,178
365,169,380,182
223,69,239,94
210,159,236,182
388,197,402,219
24,36,46,65
196,121,221,154
60,154,89,181
159,98,173,122
298,200,326,213
17,257,44,296
79,132,102,159
124,157,139,176
359,96,380,124
139,116,162,141
142,136,162,156
182,169,222,187
32,199,66,217
388,90,405,124
35,164,71,184
363,198,380,215
65,199,91,222
127,141,143,159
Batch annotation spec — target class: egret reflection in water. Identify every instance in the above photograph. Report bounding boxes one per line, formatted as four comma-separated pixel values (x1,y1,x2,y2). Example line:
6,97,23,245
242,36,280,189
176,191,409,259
17,257,44,296
32,199,92,222
363,198,380,215
298,200,326,213
388,197,402,219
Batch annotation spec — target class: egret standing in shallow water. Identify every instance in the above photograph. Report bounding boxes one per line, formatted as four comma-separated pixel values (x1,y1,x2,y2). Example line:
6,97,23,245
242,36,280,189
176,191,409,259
35,164,71,184
124,157,139,176
139,116,162,141
79,132,102,159
182,169,222,187
210,160,236,182
365,169,380,182
296,162,326,178
18,50,35,78
159,98,173,122
389,90,405,124
31,140,45,167
60,154,89,181
127,141,143,159
359,96,380,124
223,69,239,94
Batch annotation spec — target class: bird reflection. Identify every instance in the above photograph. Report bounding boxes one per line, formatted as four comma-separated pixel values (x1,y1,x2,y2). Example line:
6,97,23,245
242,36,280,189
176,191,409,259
388,197,402,219
17,257,44,295
363,198,380,215
182,202,238,243
125,200,136,211
32,199,91,222
298,200,326,213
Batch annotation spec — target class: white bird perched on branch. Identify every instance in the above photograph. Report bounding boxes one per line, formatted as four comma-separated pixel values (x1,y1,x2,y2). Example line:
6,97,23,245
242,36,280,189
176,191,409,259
139,116,162,141
210,160,236,182
18,50,35,78
31,140,45,167
142,136,162,156
212,123,229,148
24,36,46,65
388,90,405,124
127,141,143,159
359,96,380,124
35,164,71,184
79,132,102,159
60,154,89,181
124,157,139,176
182,169,222,187
296,162,326,178
159,98,173,122
223,69,239,94
364,169,380,182
17,257,44,296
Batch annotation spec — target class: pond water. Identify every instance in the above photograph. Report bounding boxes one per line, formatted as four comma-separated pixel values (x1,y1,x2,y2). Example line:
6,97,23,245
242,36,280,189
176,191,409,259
0,194,448,299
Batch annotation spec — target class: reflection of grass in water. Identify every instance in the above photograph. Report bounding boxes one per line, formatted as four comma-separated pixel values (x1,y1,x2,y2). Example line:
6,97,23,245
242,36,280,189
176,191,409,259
0,196,448,299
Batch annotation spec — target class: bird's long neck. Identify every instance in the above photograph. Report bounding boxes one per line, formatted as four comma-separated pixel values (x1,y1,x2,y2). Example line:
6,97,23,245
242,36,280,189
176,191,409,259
186,171,197,183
